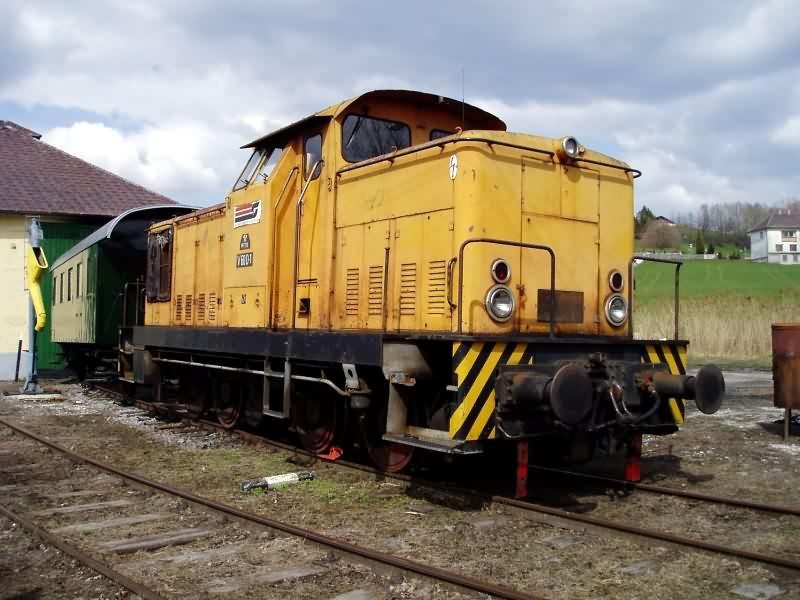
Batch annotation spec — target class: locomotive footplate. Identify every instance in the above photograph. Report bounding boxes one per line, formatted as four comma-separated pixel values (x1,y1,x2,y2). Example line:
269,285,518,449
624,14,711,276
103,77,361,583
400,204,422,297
493,354,725,439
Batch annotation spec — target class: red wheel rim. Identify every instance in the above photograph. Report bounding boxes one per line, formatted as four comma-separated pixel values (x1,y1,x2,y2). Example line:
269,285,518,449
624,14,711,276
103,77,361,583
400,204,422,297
368,443,414,473
295,393,336,454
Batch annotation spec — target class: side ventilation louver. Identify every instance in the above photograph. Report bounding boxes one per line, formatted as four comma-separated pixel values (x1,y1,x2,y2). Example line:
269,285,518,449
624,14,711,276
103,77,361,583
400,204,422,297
185,294,193,322
175,295,183,322
399,262,417,316
368,265,384,316
197,293,206,323
345,268,359,317
208,292,217,321
427,259,447,316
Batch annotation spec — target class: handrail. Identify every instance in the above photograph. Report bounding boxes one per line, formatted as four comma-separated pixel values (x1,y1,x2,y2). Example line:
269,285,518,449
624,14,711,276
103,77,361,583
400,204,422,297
336,136,554,177
335,135,641,179
291,160,324,329
628,255,682,340
456,238,557,336
267,167,299,328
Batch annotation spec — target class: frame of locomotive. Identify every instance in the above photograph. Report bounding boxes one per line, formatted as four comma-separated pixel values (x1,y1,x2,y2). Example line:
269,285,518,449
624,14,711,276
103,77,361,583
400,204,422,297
113,90,722,472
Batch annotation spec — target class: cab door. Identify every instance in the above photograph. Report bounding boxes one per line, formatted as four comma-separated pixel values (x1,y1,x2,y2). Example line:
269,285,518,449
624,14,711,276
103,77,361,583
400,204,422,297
294,132,324,330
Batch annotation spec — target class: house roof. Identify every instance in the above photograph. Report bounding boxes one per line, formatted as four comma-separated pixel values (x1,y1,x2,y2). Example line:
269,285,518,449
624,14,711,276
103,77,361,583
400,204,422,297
748,211,800,233
0,120,176,217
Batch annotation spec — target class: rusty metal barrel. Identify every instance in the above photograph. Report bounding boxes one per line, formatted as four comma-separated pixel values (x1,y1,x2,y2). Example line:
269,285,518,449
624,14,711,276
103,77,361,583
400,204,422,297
772,323,800,410
772,323,800,440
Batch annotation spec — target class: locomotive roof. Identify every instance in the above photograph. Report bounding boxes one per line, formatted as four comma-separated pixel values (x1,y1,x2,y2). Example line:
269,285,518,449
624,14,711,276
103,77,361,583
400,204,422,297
241,89,506,149
51,204,194,269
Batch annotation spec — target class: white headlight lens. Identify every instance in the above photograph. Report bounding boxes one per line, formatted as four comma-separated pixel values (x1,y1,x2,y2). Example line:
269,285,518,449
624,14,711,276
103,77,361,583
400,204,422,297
605,294,628,326
562,136,579,158
486,285,515,322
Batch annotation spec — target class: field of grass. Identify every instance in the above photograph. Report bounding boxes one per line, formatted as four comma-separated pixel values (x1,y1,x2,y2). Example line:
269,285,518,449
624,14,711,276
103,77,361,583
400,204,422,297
633,260,800,364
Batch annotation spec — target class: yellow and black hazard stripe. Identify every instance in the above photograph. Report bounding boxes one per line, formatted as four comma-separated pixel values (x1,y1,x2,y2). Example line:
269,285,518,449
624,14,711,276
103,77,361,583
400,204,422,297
450,341,535,441
641,342,688,424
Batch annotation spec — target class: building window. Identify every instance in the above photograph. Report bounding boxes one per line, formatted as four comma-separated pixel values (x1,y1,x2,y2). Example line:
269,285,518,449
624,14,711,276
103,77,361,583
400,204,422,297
146,228,173,302
304,133,322,180
795,255,799,263
76,263,81,298
783,254,788,262
782,230,797,240
776,244,783,252
59,273,63,303
341,114,411,163
760,231,764,239
791,244,798,252
67,268,72,301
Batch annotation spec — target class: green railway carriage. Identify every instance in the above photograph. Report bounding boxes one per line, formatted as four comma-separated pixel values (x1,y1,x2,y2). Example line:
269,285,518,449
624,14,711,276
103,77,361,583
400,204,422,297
50,206,191,376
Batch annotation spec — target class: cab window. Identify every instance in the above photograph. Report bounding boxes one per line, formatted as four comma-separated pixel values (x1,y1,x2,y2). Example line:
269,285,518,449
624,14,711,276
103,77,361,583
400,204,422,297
304,134,322,180
145,228,173,302
232,149,264,191
341,114,410,162
254,147,283,181
430,129,454,140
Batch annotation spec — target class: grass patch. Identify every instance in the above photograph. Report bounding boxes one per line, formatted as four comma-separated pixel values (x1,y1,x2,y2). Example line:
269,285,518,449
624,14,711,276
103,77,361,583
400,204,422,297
633,261,800,361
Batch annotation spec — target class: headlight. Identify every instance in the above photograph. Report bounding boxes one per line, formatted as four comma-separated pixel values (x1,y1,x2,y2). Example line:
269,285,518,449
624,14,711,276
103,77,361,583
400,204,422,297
486,285,515,322
491,258,511,284
561,136,580,159
608,270,624,292
604,294,628,327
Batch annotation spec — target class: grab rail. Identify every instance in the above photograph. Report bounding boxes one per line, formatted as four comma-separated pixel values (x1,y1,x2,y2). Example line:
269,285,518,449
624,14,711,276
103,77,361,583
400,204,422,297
336,135,641,179
628,255,682,340
291,161,323,329
456,238,557,336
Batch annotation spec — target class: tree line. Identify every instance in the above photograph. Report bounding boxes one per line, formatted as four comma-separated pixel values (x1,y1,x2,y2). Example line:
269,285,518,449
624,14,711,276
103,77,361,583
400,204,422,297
636,198,800,253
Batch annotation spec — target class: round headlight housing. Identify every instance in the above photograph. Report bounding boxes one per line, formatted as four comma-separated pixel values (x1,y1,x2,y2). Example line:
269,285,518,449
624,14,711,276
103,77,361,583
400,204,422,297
491,258,511,284
486,285,515,322
608,270,624,292
605,294,628,327
561,136,580,159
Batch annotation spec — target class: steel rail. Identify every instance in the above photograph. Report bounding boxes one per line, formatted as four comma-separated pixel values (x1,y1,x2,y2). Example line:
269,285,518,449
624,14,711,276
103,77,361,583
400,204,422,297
527,464,800,517
0,416,540,600
0,502,166,600
98,388,800,572
179,417,800,572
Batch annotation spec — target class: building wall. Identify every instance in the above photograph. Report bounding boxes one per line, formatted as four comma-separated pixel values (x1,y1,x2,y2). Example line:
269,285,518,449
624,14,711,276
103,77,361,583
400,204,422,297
749,230,768,261
750,228,800,264
0,213,31,379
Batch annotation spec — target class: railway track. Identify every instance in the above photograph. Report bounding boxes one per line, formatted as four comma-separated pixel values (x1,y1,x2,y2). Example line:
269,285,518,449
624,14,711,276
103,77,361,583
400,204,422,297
0,416,540,600
90,384,800,575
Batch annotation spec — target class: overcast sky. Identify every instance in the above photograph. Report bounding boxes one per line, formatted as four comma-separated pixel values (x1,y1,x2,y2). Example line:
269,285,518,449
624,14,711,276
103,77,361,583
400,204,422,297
2,0,799,215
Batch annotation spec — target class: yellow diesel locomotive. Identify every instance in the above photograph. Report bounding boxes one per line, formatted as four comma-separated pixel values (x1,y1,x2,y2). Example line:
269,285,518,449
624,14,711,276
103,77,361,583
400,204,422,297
122,89,724,486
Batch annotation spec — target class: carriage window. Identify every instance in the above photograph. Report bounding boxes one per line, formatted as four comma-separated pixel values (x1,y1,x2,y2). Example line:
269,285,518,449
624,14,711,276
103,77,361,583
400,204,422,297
341,114,411,162
76,263,82,298
255,147,283,181
67,268,72,301
52,275,56,306
232,149,264,191
304,134,322,180
59,273,63,303
146,228,173,302
430,129,454,140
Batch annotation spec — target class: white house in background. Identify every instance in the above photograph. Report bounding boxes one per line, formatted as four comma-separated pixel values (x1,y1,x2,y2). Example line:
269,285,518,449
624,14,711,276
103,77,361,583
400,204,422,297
748,210,800,264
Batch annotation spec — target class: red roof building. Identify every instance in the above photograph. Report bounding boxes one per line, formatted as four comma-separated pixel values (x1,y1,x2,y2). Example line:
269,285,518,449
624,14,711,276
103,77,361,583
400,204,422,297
0,119,178,377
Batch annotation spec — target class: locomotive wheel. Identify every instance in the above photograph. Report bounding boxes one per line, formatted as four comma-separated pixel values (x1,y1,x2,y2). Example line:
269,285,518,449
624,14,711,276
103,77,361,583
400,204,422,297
294,389,337,454
215,381,242,429
367,442,414,473
360,404,414,473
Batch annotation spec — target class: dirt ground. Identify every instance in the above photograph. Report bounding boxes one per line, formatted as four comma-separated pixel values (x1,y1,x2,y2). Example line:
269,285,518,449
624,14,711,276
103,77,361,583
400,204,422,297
1,372,799,599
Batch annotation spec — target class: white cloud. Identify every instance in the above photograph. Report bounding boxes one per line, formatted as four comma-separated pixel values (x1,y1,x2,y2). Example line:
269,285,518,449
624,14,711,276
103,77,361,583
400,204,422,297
43,121,230,199
772,116,800,145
